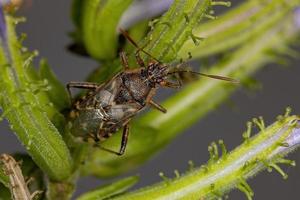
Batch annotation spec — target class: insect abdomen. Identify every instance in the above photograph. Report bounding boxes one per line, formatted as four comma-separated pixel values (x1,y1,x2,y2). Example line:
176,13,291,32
70,110,105,138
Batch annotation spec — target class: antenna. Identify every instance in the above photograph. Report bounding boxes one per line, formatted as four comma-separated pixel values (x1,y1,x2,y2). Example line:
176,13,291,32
119,28,161,63
167,70,239,83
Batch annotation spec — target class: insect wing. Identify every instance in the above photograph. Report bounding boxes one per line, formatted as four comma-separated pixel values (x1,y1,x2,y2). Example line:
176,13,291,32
70,109,107,138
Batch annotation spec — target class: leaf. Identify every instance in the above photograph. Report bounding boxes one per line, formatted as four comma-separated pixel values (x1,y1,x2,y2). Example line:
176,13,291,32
71,0,84,29
39,59,70,111
80,0,133,60
0,14,73,181
77,176,139,200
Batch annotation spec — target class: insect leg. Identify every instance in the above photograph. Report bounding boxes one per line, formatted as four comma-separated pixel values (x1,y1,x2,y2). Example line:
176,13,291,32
118,28,151,67
119,28,161,63
160,81,181,89
94,120,131,156
93,134,123,155
66,82,100,100
173,69,183,87
149,100,167,113
118,124,130,155
120,51,129,70
93,124,129,156
135,49,145,68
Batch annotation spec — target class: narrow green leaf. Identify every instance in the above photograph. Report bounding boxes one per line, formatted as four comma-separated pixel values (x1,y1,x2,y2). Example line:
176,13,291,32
0,14,73,181
39,59,70,111
71,0,84,29
81,0,133,60
77,176,139,200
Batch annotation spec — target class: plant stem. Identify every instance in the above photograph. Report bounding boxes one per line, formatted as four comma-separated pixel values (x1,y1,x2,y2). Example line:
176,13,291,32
109,114,300,200
77,176,139,200
0,14,73,181
80,0,133,60
141,0,213,62
82,8,300,177
178,0,300,59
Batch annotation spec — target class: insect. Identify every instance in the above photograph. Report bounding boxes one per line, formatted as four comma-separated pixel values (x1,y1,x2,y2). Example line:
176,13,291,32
67,29,237,156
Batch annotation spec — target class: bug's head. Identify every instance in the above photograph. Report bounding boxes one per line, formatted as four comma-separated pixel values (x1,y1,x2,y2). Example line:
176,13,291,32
145,62,169,86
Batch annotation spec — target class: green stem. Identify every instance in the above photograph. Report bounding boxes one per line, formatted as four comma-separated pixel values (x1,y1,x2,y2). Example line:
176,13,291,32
141,0,213,62
82,8,300,177
109,114,300,200
46,180,75,200
81,0,133,60
178,0,299,59
77,176,139,200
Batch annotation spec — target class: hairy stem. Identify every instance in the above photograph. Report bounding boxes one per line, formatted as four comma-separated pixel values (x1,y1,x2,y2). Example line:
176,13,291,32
179,0,300,59
0,14,72,181
141,0,213,62
109,114,300,200
82,7,300,177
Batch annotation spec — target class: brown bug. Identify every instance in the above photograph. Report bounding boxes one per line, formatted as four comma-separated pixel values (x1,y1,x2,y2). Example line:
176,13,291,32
67,29,237,156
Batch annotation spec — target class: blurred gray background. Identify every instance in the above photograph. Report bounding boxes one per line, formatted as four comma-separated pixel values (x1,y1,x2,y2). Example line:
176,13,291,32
0,0,300,199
